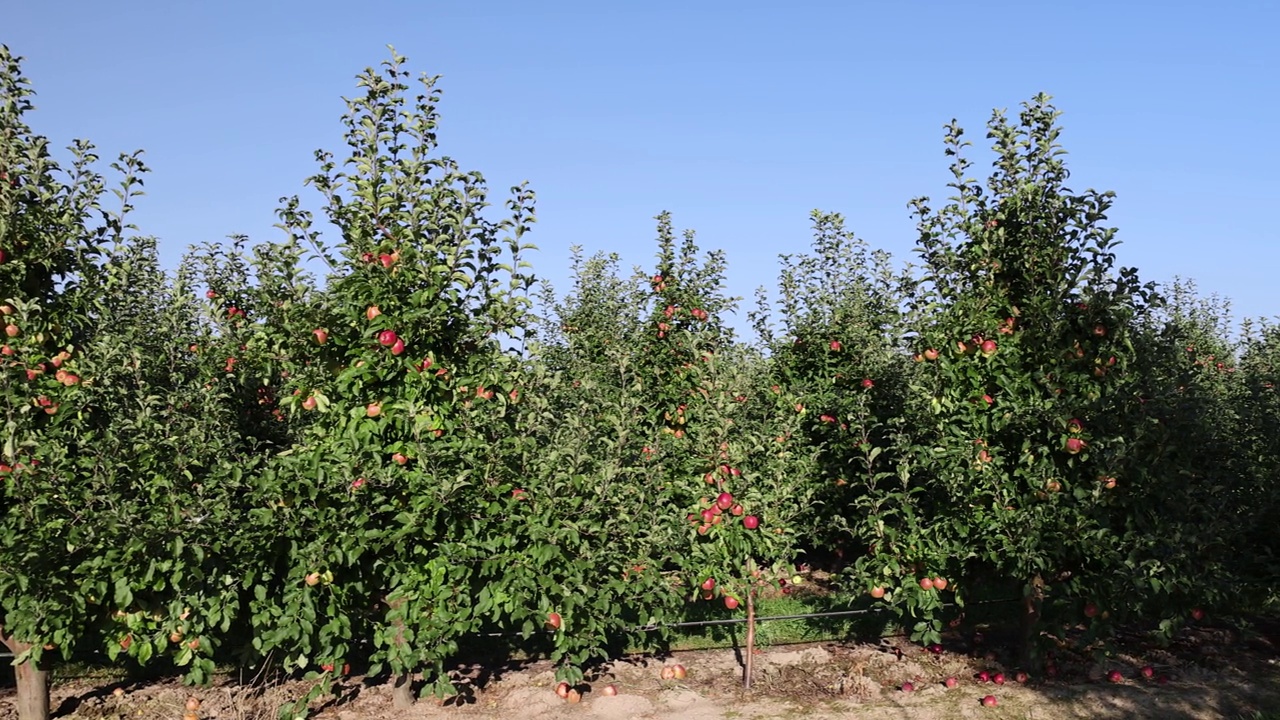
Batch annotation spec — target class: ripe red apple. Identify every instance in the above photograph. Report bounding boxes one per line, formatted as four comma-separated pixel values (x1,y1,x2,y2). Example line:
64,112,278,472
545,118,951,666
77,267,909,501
1190,607,1205,621
701,577,715,591
305,572,321,587
546,612,562,630
302,396,317,411
366,306,381,320
944,676,958,688
377,329,398,347
391,338,405,355
730,504,744,516
565,689,581,703
313,328,328,345
4,324,19,338
933,577,948,591
1106,669,1123,683
870,586,885,599
601,684,618,696
1093,324,1107,337
672,664,687,680
901,681,915,692
861,378,874,389
660,666,675,680
977,671,990,683
1065,437,1086,454
1084,603,1099,618
366,403,382,417
716,492,734,510
0,345,11,356
830,340,842,351
980,339,997,356
1014,671,1028,683
919,577,935,591
724,596,739,610
1140,665,1155,679
743,515,760,529
554,682,571,698
992,673,1005,685
701,508,716,523
924,348,939,360
392,453,408,465
981,695,998,707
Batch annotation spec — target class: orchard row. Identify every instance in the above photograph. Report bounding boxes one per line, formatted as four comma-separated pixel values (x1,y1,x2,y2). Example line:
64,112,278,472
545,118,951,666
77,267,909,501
2,46,1278,720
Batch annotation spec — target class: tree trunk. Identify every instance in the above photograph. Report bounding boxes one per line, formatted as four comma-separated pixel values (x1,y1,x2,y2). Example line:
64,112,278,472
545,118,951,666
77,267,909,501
392,672,415,709
743,589,756,690
1019,574,1045,669
1,634,50,720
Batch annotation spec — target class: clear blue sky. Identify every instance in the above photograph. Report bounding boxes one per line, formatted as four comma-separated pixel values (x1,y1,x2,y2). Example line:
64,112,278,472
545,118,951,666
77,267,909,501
7,1,1278,335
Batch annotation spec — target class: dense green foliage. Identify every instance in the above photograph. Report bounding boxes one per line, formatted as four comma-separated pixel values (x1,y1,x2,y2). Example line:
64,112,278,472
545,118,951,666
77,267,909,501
3,45,1278,718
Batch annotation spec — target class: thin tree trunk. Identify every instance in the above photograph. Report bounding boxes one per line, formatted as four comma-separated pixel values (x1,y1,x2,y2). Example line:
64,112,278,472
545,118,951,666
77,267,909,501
1019,574,1045,669
392,672,415,709
744,590,756,690
1,633,50,720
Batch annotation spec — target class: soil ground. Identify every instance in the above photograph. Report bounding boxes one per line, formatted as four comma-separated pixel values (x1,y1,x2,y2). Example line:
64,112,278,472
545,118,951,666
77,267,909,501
4,622,1280,720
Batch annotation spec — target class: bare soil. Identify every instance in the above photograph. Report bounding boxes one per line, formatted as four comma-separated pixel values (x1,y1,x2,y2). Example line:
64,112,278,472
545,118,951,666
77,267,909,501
5,623,1280,720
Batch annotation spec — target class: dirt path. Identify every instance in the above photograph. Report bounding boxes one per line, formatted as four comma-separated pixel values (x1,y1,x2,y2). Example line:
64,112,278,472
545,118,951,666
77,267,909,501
6,629,1280,720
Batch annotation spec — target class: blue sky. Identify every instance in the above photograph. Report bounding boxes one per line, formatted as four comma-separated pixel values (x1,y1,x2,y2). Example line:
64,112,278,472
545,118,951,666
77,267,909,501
7,1,1278,336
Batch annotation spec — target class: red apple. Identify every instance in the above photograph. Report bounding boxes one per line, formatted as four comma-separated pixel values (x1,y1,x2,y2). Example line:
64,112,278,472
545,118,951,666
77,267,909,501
701,578,715,591
992,673,1005,685
377,329,398,347
546,612,562,630
724,596,739,610
1084,603,1099,618
366,306,381,320
305,572,321,587
870,586,885,599
944,676,958,689
660,666,675,680
671,664,687,680
981,695,998,707
977,671,990,683
1140,665,1155,679
924,348,939,360
1093,324,1107,337
743,515,759,529
4,324,19,338
830,340,842,351
1065,437,1086,454
302,396,317,411
565,689,581,703
1190,607,1205,621
861,378,874,389
933,577,948,591
392,453,408,465
980,339,997,356
391,338,405,355
554,682,570,698
1106,669,1123,683
919,577,934,591
366,403,382,417
901,681,915,692
730,504,744,516
601,684,618,696
1014,671,1028,684
313,328,328,345
716,492,734,510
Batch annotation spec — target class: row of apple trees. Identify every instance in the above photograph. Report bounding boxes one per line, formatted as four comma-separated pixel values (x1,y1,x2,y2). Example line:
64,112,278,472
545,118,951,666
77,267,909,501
4,45,1279,720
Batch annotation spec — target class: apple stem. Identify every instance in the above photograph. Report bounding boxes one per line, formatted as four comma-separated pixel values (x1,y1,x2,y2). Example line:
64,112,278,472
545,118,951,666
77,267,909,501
744,560,756,690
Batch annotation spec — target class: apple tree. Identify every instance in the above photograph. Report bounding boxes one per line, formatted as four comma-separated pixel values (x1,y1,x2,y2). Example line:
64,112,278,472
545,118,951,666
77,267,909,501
1,45,257,720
